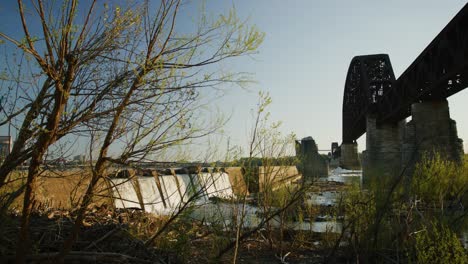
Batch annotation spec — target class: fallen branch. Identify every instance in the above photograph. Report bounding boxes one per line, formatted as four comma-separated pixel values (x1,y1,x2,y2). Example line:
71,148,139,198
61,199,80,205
84,227,121,250
1,251,158,263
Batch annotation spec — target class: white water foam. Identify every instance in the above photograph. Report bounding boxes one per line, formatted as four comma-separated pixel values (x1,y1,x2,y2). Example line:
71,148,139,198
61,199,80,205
112,172,235,215
111,178,141,209
137,177,166,214
197,172,234,199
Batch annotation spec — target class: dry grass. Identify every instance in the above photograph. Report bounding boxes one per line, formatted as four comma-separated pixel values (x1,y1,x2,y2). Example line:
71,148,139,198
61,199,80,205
2,168,113,210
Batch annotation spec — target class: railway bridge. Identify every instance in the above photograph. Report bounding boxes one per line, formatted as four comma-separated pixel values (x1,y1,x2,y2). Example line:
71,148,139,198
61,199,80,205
339,4,468,182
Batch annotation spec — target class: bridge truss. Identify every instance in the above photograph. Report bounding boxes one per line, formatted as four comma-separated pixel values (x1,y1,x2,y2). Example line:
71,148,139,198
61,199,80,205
342,3,468,144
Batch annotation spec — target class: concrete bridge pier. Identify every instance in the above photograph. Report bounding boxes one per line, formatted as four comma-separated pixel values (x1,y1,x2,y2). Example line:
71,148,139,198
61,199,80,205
363,115,405,185
340,142,360,170
402,99,464,167
295,137,329,181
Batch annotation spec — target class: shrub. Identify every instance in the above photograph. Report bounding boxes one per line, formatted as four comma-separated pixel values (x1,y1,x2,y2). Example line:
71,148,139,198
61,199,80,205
414,222,467,264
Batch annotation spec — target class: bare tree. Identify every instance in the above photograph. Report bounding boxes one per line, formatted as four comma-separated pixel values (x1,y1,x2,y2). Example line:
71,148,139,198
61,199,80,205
215,92,303,263
0,0,263,262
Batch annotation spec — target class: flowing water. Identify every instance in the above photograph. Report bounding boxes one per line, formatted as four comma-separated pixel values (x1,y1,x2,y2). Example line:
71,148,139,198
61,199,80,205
138,177,167,214
110,167,362,233
111,172,235,214
323,167,362,185
111,178,141,209
111,168,468,244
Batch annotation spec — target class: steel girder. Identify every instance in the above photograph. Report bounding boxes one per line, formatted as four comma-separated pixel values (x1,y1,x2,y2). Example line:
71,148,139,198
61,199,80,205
342,55,396,143
384,3,468,123
342,3,468,143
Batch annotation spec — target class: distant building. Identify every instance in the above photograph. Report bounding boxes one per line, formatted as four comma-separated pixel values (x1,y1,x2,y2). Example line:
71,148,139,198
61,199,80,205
0,136,12,158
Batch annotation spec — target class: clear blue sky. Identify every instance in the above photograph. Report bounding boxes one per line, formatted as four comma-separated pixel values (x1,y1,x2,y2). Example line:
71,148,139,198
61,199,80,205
1,1,468,159
198,0,468,154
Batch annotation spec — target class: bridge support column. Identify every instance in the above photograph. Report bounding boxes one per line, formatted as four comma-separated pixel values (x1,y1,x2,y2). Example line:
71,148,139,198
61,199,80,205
403,99,464,167
363,115,405,186
295,137,329,181
340,142,360,170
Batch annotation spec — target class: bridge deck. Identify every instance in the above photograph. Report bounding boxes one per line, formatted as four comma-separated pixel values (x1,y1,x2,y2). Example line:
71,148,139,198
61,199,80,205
342,4,468,143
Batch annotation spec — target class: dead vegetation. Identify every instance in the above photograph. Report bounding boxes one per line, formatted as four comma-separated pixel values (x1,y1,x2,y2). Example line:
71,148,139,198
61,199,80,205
0,206,166,264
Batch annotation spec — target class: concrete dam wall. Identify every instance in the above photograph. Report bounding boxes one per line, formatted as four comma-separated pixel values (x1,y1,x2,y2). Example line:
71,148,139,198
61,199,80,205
109,166,301,215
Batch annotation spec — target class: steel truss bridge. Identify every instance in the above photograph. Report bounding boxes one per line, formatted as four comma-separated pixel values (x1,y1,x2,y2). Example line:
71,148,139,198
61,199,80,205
342,4,468,144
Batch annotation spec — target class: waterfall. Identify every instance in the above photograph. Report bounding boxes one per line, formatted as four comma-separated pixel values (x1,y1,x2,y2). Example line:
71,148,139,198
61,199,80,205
159,175,182,209
174,174,195,202
110,178,141,209
197,172,234,199
111,172,235,215
137,177,166,214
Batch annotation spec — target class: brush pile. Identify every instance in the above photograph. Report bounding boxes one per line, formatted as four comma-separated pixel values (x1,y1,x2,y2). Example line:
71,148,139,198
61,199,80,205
0,205,170,264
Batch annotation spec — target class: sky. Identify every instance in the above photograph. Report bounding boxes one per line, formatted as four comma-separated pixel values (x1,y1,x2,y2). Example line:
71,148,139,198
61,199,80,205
1,1,468,160
195,0,468,155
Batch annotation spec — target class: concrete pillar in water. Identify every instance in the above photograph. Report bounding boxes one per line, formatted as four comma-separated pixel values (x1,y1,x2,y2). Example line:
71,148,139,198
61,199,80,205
329,142,341,168
363,115,405,185
340,142,360,170
295,137,328,181
403,99,464,166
